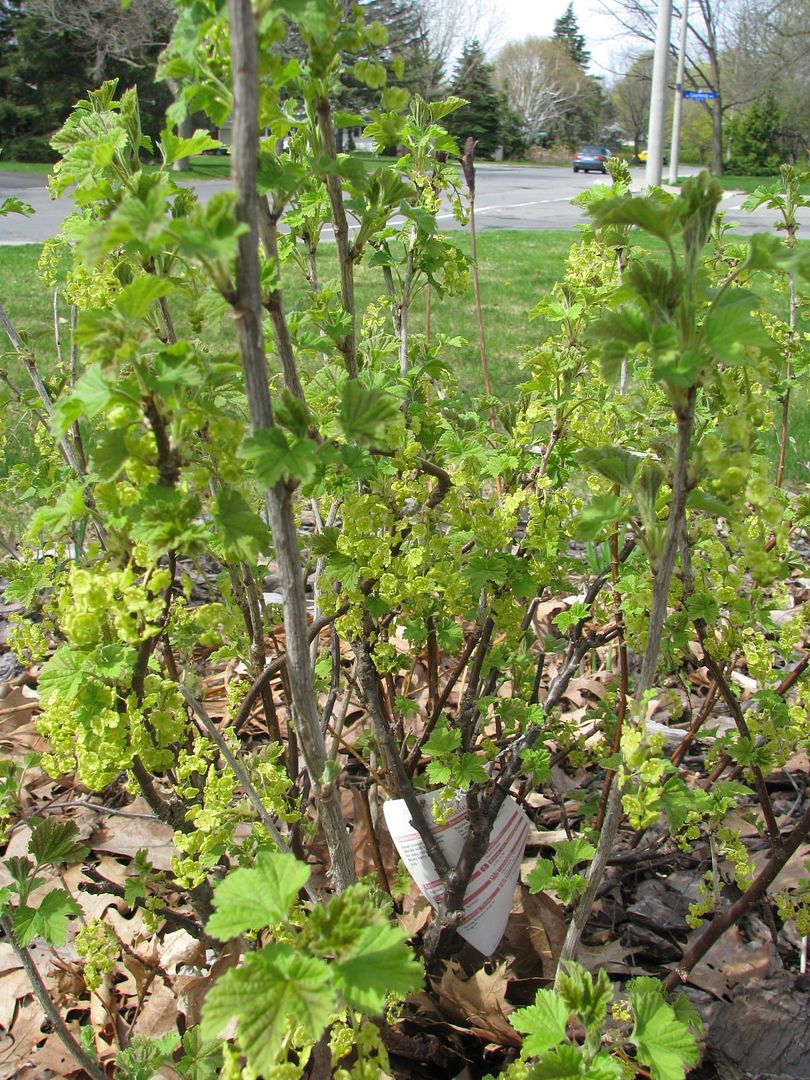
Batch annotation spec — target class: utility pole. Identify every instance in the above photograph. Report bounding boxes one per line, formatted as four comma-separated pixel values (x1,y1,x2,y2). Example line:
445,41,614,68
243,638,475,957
645,0,674,187
668,0,689,184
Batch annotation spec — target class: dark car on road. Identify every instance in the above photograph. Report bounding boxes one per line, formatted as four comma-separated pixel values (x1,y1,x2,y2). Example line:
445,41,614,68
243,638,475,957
572,146,611,174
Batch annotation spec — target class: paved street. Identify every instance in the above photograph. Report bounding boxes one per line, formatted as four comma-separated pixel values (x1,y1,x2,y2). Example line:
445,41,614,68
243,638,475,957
2,163,808,244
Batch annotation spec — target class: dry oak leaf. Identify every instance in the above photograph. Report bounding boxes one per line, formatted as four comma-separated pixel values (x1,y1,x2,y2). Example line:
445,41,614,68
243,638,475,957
431,960,520,1047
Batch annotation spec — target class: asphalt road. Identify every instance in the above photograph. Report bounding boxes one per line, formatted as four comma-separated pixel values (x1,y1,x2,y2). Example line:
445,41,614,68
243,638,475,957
2,163,808,244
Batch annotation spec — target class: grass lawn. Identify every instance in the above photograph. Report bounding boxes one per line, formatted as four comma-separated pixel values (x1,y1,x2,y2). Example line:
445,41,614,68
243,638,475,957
1,231,807,485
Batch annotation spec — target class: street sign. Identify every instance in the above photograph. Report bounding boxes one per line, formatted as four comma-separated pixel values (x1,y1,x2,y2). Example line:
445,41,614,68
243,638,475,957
683,90,718,101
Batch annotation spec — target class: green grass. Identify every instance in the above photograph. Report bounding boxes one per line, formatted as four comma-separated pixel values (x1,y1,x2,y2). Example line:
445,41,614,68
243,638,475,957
0,160,54,174
1,231,807,484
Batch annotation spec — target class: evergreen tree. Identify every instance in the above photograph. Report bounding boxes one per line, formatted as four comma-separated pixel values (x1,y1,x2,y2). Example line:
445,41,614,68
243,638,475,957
552,2,590,71
727,96,783,174
0,2,89,160
0,0,171,162
444,40,505,159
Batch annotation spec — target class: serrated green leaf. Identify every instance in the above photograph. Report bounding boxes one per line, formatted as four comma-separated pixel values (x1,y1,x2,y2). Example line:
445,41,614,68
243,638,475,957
528,1042,589,1078
0,197,34,217
630,991,701,1080
457,753,488,786
12,889,82,946
577,446,641,489
206,850,311,940
422,726,461,756
511,988,569,1056
703,293,773,365
332,921,422,1012
553,839,596,874
114,275,172,321
592,194,681,244
38,647,85,701
201,945,334,1073
160,127,221,166
339,381,399,444
556,962,613,1035
429,96,468,122
29,818,89,867
212,487,272,563
576,494,623,541
178,1027,223,1080
240,427,320,487
526,858,555,894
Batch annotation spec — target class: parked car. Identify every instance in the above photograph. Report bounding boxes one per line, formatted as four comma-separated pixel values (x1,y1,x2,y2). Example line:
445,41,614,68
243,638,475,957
637,150,669,165
572,146,611,174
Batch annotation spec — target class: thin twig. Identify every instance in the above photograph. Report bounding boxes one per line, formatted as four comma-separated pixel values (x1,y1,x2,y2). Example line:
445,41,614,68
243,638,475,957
181,686,320,906
0,915,108,1080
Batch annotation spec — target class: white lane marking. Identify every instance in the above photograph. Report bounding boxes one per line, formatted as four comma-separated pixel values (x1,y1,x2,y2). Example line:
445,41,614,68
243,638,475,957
319,195,581,233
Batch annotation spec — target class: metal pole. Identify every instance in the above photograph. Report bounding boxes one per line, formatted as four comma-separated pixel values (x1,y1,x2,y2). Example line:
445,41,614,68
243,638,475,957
645,0,674,187
668,0,689,184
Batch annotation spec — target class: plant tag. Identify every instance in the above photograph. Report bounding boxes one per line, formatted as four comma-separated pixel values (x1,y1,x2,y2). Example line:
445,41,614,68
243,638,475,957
383,791,530,955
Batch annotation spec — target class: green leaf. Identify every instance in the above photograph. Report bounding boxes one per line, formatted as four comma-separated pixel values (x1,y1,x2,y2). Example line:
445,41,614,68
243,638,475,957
653,346,706,389
703,293,773,365
0,197,34,217
429,97,468,122
206,850,311,940
28,818,89,867
116,1032,181,1080
178,1027,223,1080
556,962,613,1035
457,753,488,786
592,194,681,244
575,495,623,541
240,428,320,488
160,127,221,166
511,988,569,1056
529,1045,613,1080
553,839,596,874
339,381,399,444
114,275,172,321
37,647,85,701
352,59,387,89
52,365,117,437
12,889,82,947
630,991,701,1080
577,446,641,489
201,945,334,1074
332,921,422,1012
422,726,461,756
212,488,272,563
526,858,555,894
274,388,313,439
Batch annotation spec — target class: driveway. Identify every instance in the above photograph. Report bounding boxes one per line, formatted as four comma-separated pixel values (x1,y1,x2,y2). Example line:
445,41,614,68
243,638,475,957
1,164,806,244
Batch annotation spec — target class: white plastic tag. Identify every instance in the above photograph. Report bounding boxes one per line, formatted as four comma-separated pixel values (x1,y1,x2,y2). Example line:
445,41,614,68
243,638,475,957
383,790,530,956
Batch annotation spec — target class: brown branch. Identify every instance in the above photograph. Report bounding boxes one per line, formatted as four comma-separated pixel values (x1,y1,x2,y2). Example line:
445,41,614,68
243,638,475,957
314,95,357,378
560,388,697,967
0,915,108,1080
353,636,452,883
663,794,810,992
227,0,354,893
258,198,305,400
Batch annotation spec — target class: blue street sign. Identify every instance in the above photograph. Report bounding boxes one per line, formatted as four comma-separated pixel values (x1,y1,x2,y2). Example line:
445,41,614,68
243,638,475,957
683,90,718,101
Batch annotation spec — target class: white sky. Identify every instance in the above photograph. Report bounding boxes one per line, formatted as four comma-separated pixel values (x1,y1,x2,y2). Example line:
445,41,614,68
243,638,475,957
490,1,630,80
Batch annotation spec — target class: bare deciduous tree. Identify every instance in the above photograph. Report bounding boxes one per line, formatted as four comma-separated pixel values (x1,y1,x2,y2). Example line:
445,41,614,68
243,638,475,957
414,0,502,84
597,0,741,173
612,50,654,157
26,0,176,79
494,38,583,143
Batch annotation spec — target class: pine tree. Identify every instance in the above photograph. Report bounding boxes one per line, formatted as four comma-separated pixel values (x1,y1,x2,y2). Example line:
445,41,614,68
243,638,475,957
552,2,590,72
444,40,505,159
